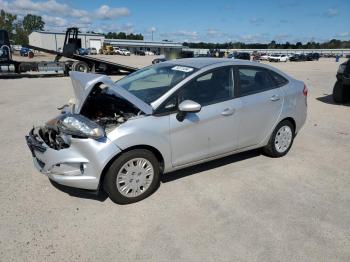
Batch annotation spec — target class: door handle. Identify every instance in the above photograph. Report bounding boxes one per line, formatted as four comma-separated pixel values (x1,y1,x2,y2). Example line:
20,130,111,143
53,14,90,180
270,95,280,101
221,107,235,116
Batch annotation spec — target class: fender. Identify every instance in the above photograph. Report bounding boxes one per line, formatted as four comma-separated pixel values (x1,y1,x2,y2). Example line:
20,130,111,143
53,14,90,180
107,115,172,172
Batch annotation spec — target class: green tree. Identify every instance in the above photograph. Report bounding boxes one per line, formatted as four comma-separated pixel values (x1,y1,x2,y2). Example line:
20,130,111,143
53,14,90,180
12,21,28,45
295,42,303,49
284,41,291,49
117,32,127,39
104,31,144,40
0,9,17,37
22,14,45,33
268,40,277,49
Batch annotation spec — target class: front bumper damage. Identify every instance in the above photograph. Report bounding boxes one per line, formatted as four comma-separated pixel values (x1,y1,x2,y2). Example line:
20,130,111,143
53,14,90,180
25,127,121,190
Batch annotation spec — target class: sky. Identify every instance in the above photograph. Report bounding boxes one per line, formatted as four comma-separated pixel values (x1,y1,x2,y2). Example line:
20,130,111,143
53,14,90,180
1,0,349,43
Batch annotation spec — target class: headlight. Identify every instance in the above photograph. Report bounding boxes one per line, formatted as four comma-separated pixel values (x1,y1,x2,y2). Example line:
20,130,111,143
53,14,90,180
57,113,105,139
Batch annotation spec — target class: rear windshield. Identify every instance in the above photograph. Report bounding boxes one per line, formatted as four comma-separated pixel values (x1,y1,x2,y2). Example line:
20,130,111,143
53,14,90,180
116,63,197,104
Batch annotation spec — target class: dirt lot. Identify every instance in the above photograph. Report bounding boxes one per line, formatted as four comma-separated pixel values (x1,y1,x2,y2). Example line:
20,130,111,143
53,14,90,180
0,56,349,262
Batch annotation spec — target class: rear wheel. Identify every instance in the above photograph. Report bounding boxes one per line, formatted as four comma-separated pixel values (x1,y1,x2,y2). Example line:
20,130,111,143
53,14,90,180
72,61,89,72
263,120,295,157
103,149,160,204
332,80,347,103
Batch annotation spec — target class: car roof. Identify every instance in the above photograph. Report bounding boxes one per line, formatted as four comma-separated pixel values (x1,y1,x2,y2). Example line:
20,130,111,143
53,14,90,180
163,58,263,69
163,58,293,81
164,58,226,69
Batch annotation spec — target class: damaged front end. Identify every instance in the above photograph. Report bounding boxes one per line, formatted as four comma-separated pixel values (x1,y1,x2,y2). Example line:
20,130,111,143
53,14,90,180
25,71,152,190
34,71,153,151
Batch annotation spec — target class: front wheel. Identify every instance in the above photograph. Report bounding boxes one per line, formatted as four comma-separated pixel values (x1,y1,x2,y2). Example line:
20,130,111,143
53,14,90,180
263,120,295,157
103,149,160,204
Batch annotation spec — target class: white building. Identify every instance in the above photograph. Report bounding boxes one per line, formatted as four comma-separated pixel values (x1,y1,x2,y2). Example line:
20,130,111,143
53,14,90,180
29,31,105,52
28,30,184,56
104,39,183,55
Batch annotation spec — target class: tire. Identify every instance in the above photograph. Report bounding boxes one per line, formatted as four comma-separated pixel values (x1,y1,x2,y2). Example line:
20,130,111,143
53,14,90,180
103,149,160,204
332,80,344,103
263,120,295,158
71,61,89,72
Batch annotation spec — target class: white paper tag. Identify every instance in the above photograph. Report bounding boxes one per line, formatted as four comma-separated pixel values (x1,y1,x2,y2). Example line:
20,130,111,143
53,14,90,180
171,66,194,73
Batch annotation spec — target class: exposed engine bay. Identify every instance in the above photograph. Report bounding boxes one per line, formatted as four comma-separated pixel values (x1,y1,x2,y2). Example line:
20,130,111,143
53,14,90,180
38,83,142,150
79,84,141,133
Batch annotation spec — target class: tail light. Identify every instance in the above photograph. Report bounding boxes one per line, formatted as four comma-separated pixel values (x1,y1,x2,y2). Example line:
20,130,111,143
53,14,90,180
303,84,308,96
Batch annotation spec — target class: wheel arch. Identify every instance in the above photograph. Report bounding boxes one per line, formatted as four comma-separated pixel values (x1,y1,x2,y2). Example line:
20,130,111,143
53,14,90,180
261,116,297,147
98,144,165,190
281,117,296,133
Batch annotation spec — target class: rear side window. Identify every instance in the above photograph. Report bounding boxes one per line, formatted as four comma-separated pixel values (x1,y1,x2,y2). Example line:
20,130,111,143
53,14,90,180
269,70,288,87
237,67,275,96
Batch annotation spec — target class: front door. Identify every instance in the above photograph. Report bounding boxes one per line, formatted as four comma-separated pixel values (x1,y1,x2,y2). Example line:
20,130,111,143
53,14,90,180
169,67,240,167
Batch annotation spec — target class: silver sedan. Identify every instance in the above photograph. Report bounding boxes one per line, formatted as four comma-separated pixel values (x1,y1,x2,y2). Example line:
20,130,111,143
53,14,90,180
26,58,307,204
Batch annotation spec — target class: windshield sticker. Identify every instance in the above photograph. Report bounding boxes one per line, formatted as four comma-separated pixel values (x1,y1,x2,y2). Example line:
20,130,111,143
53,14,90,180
171,66,194,73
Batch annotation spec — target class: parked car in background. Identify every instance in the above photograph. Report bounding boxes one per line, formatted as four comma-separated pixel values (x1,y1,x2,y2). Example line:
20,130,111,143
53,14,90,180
260,53,269,61
289,54,306,62
120,49,131,56
87,47,97,55
115,48,123,55
208,49,226,58
152,58,167,64
113,47,120,53
145,51,155,55
78,48,89,55
229,52,250,60
195,54,209,58
269,54,288,62
333,59,350,103
25,58,307,204
312,53,320,60
287,54,294,60
305,54,313,61
305,53,320,61
20,47,34,57
135,50,146,56
114,48,130,56
12,45,22,51
236,52,251,60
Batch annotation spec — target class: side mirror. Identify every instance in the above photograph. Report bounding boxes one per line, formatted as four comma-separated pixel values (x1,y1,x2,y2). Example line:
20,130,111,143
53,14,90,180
176,100,201,122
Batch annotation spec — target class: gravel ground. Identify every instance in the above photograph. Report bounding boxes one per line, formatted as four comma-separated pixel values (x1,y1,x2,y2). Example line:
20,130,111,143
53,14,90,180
0,57,349,262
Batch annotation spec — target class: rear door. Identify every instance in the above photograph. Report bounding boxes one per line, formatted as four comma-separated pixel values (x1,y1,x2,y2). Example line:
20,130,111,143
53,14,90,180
235,66,284,149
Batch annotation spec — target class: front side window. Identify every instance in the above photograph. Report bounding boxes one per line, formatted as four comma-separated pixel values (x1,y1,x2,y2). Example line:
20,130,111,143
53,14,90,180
115,64,197,104
237,67,275,96
178,67,233,106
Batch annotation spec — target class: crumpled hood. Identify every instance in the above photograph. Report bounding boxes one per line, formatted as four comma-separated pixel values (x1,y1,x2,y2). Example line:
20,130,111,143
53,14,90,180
69,71,153,115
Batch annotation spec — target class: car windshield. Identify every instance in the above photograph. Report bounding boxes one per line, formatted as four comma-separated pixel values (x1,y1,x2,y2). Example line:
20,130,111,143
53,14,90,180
115,63,197,104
